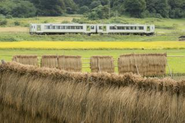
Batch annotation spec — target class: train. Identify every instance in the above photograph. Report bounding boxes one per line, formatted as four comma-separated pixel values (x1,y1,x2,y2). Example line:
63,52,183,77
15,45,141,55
30,23,155,35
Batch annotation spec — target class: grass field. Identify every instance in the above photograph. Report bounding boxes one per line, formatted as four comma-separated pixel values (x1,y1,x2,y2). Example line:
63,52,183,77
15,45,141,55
0,41,185,49
0,49,185,74
0,15,184,41
0,32,180,42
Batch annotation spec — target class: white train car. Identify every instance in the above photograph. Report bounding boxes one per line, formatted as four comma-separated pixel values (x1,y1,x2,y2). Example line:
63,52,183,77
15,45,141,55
30,23,155,35
30,23,96,35
97,24,155,35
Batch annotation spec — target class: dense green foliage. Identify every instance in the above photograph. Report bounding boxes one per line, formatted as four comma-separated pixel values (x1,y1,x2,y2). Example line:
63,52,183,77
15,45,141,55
0,0,185,18
0,0,36,18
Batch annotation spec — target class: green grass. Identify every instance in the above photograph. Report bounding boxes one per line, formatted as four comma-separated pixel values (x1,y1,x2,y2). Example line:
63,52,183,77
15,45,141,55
0,32,180,42
0,49,185,74
0,15,184,41
0,15,81,27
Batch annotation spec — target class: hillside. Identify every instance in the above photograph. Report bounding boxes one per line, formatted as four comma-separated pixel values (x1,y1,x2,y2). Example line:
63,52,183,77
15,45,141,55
0,16,184,41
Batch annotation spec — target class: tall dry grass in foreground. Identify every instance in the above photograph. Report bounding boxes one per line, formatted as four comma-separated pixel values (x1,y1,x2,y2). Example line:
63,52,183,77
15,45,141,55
0,62,185,123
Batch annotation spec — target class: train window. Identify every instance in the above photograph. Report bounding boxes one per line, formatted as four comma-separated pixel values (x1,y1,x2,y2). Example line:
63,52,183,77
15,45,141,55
139,27,144,30
110,26,116,30
91,26,94,29
126,27,129,30
44,26,49,29
71,26,75,29
76,26,82,29
66,26,70,29
118,26,125,30
77,26,83,29
61,26,65,29
130,27,133,30
57,26,60,29
52,26,55,29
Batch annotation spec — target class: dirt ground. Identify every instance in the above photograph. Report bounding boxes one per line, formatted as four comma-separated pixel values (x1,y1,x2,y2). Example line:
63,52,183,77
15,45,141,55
0,27,29,32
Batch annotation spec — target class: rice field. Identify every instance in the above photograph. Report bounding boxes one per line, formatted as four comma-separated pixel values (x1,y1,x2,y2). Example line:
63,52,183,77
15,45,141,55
1,16,185,122
0,41,185,49
0,49,185,74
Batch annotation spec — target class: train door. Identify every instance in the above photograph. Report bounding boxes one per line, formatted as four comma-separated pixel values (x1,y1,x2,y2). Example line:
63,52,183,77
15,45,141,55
86,25,96,34
30,24,37,34
37,25,42,33
98,25,107,34
147,26,151,32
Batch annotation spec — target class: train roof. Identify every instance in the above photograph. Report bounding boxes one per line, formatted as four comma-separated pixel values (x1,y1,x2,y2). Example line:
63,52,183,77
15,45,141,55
30,23,154,26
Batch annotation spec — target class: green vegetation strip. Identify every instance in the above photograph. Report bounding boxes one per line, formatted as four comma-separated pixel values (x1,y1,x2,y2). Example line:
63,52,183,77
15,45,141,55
0,49,185,74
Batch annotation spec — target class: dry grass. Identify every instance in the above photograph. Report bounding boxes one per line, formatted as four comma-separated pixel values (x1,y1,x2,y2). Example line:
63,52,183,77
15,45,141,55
0,62,185,122
118,53,167,76
58,55,82,72
0,27,28,32
41,55,58,68
12,55,38,67
90,56,114,73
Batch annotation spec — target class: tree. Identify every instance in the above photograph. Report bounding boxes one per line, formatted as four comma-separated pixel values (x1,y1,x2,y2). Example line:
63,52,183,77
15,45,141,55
11,1,36,17
0,0,36,18
169,0,185,18
78,6,90,14
90,1,101,9
155,0,170,18
0,1,16,16
124,0,146,17
112,0,125,14
38,0,66,16
87,5,109,20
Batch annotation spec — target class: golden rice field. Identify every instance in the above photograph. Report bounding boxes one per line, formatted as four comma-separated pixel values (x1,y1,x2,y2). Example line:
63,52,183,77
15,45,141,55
0,41,185,49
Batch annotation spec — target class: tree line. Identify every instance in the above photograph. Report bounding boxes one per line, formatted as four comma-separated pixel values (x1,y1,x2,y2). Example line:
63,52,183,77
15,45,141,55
0,0,185,19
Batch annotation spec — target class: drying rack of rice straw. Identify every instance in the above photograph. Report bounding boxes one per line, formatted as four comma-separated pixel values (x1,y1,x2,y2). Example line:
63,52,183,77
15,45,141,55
41,55,58,68
90,56,115,73
118,53,167,76
58,55,82,72
12,55,38,66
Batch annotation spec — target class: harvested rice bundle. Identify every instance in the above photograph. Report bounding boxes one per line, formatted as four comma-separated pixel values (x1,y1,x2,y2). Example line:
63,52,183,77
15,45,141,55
90,56,114,73
1,62,185,123
58,56,82,72
41,55,58,68
118,53,167,76
12,55,38,66
0,102,56,123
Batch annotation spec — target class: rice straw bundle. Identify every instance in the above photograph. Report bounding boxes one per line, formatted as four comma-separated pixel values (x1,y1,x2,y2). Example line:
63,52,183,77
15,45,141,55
12,55,38,66
58,55,82,72
118,53,167,76
90,56,114,73
41,55,58,68
1,62,185,122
